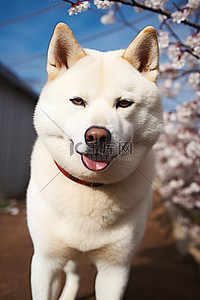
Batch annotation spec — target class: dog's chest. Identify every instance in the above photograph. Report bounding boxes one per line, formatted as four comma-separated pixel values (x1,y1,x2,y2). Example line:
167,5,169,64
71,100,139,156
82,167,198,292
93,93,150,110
38,185,135,254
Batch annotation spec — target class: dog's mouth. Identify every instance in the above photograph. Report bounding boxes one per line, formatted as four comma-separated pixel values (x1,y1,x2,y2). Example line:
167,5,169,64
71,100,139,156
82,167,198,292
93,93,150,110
81,153,112,171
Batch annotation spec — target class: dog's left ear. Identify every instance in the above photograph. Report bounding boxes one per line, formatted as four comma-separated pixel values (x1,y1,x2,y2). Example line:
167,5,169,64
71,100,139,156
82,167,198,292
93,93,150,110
47,23,86,80
122,26,159,82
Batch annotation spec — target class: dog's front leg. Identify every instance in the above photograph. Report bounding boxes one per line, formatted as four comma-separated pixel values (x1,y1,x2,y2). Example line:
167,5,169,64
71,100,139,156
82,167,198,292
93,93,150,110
95,262,130,300
31,253,63,300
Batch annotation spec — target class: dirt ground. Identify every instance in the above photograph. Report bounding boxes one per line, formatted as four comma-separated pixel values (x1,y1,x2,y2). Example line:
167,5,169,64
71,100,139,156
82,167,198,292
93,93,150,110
0,191,200,300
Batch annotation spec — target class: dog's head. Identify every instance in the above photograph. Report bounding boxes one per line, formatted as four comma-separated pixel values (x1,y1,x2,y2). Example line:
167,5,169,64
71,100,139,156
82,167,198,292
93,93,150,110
34,23,162,184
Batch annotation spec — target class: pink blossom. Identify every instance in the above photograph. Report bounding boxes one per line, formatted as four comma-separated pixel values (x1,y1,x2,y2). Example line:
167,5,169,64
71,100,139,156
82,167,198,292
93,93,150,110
194,46,200,58
172,56,185,69
168,44,181,60
186,33,200,48
155,99,200,224
144,0,151,8
195,90,200,99
150,0,168,9
158,31,170,49
68,1,90,16
187,0,200,10
183,6,193,19
94,0,112,9
171,11,186,24
101,10,117,24
188,73,200,89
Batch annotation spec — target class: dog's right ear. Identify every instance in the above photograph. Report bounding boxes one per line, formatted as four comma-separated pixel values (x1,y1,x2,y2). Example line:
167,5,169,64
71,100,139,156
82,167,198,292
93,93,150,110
47,23,86,80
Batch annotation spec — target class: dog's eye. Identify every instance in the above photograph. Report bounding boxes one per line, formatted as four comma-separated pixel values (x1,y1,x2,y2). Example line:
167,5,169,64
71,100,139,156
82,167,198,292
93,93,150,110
70,97,85,107
116,99,133,109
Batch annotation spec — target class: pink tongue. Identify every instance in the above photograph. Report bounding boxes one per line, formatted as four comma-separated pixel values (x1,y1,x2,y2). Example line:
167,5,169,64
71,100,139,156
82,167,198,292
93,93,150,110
82,154,109,171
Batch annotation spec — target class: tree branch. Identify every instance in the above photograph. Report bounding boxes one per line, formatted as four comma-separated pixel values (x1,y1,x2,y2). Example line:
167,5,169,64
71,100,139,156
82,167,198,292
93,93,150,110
160,68,200,81
88,0,200,31
62,0,75,5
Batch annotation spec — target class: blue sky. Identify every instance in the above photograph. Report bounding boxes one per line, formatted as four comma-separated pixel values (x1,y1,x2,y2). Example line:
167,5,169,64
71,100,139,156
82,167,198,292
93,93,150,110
0,0,195,110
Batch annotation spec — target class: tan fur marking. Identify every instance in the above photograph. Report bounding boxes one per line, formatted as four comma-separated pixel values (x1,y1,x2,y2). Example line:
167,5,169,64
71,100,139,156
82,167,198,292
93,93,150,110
122,26,159,82
47,23,86,81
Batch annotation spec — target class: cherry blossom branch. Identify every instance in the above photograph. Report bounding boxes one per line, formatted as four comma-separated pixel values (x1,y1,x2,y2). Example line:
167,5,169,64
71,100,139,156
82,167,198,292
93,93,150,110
160,69,200,81
61,0,200,96
62,0,200,31
111,0,200,30
162,22,200,60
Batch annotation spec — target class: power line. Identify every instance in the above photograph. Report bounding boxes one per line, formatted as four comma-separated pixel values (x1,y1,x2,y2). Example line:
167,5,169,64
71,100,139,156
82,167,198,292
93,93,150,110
75,12,154,43
0,2,119,29
7,12,155,65
116,6,139,32
0,2,66,29
10,53,46,65
80,22,135,43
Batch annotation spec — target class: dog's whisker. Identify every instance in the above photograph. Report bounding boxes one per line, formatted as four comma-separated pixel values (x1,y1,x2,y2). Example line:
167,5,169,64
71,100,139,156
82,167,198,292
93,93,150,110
135,167,160,193
38,172,60,195
39,106,69,138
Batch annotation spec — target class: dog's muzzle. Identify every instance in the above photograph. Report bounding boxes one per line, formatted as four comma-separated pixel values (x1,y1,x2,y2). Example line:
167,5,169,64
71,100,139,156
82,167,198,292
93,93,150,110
81,126,112,171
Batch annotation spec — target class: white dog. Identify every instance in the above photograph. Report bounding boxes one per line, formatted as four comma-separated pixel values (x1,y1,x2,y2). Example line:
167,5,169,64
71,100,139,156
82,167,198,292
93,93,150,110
27,23,162,300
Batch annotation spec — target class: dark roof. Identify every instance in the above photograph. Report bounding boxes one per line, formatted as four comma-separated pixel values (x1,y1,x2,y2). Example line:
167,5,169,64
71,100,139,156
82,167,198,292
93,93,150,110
0,62,38,100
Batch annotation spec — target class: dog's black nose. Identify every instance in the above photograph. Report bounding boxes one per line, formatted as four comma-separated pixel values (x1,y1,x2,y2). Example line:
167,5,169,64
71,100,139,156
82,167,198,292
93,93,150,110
85,127,111,148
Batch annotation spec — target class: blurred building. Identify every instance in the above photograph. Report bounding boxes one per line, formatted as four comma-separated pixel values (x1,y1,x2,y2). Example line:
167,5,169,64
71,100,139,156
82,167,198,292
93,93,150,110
0,63,38,199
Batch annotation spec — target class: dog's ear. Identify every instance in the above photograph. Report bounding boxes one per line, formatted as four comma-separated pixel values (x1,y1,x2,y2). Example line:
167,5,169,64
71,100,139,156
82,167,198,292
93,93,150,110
122,26,159,82
47,23,86,80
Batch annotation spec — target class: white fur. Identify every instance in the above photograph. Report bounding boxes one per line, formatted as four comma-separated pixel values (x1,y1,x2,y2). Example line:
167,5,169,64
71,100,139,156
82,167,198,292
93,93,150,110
27,23,162,300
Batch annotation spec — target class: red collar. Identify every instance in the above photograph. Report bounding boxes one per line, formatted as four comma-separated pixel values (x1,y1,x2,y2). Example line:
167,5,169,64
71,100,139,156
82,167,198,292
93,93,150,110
54,161,103,187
